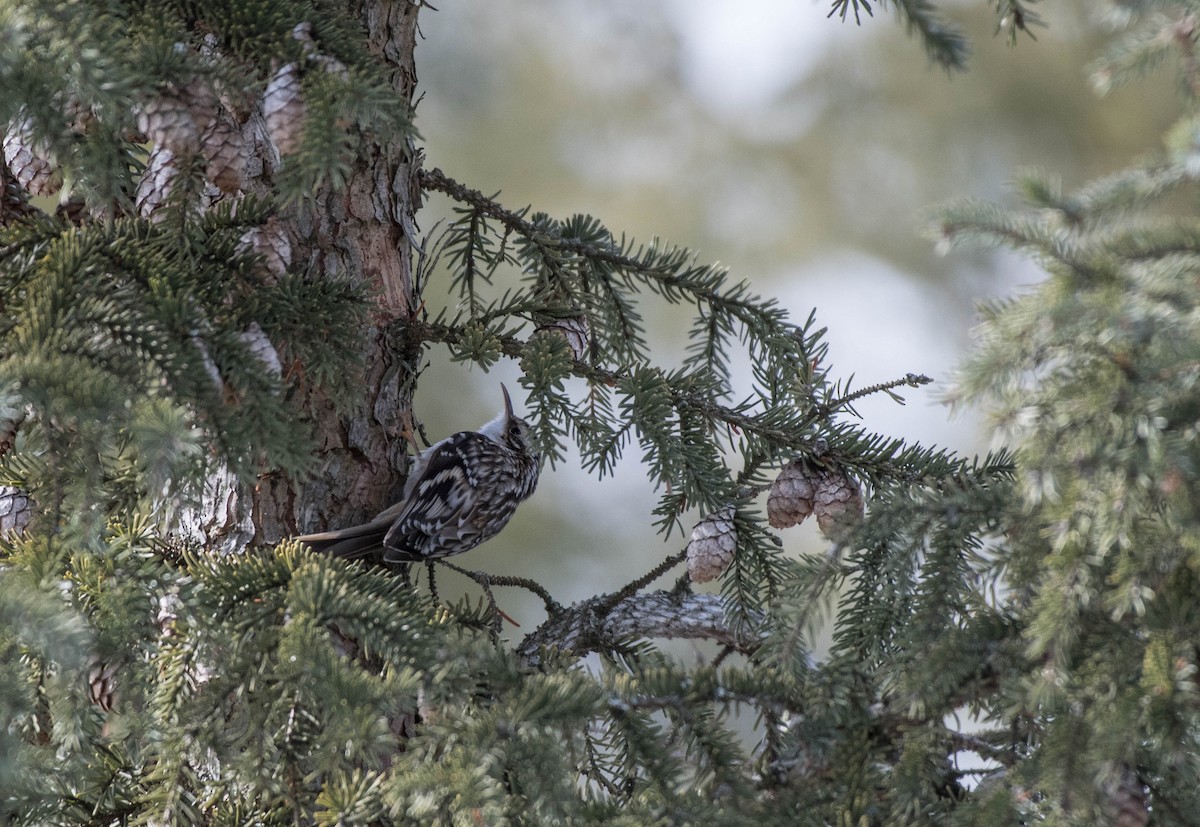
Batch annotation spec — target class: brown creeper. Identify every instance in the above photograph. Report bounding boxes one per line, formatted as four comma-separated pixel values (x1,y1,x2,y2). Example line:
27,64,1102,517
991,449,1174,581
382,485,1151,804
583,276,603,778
296,385,540,562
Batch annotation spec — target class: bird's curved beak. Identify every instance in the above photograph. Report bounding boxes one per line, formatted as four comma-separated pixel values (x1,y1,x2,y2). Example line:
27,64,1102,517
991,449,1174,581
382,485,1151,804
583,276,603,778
500,383,514,419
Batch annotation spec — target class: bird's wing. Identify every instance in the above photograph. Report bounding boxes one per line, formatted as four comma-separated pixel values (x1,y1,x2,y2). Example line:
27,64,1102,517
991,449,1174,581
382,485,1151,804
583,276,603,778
382,430,495,560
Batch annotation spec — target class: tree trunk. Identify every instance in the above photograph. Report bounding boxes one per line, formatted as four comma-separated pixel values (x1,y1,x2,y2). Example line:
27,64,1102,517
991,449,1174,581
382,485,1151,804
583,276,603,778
181,1,423,552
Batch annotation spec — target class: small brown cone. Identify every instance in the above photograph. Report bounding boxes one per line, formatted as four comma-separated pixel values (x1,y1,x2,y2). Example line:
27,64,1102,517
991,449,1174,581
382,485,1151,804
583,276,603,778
263,63,306,156
535,314,590,360
3,116,61,197
181,78,219,138
813,468,864,541
0,486,32,537
201,115,247,194
136,93,200,155
239,215,292,280
192,334,224,396
240,322,282,380
767,460,819,528
63,96,98,137
687,506,737,584
87,660,120,711
135,145,177,219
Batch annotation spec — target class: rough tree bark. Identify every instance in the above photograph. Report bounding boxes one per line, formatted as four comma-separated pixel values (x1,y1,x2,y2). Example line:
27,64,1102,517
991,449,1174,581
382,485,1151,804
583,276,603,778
185,1,424,552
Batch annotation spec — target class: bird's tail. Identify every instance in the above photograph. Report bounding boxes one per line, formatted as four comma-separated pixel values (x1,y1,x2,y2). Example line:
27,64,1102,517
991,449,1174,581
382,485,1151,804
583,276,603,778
293,516,393,559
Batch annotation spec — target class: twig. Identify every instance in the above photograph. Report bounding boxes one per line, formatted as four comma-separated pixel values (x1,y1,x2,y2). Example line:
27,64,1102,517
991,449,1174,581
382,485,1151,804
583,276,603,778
473,571,505,636
424,562,437,601
710,644,736,669
583,729,625,797
437,558,562,614
596,549,687,614
821,373,932,417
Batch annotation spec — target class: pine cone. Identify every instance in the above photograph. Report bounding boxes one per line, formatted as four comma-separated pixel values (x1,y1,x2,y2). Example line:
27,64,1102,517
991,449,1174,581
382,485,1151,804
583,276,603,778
3,115,61,197
313,53,350,80
767,460,820,528
292,21,316,50
135,145,177,218
87,660,120,711
240,322,282,380
263,63,306,156
182,78,219,137
191,334,225,395
687,506,737,584
291,20,350,80
239,215,292,280
56,197,88,225
200,115,247,194
65,97,97,136
136,93,200,155
0,486,32,537
813,467,864,541
535,314,590,361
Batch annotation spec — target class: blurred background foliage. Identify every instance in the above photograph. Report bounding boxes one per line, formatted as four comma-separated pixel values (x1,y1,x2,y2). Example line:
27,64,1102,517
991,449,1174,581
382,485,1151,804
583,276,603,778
407,1,1177,622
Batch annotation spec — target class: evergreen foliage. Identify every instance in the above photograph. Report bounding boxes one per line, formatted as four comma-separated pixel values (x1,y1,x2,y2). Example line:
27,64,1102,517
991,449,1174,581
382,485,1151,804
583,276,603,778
0,1,1197,825
827,0,1043,69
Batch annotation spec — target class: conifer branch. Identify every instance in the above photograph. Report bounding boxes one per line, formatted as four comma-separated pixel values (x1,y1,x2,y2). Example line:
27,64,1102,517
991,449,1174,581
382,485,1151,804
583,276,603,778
994,1,1045,45
418,167,784,330
822,372,932,415
437,559,563,614
517,591,762,667
406,317,964,497
405,318,823,449
827,1,969,71
595,550,688,614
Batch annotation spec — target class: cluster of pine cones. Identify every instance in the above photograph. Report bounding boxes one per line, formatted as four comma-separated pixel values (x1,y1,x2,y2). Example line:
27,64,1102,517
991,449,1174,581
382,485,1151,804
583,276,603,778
686,459,864,584
3,22,328,226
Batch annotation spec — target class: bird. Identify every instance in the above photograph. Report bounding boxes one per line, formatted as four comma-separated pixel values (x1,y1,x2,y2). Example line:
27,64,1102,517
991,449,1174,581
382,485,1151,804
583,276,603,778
295,384,540,562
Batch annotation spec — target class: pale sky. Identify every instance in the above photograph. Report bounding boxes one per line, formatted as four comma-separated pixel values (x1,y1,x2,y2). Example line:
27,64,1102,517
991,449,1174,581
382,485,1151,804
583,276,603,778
666,0,864,114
